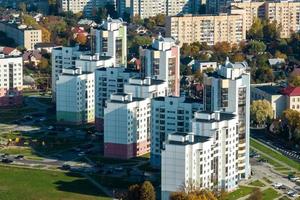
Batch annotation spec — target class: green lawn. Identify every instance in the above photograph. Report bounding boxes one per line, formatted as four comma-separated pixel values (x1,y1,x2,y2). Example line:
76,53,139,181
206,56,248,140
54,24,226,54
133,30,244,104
251,139,300,171
279,196,291,200
262,177,273,184
249,180,266,187
262,188,281,200
0,107,37,123
0,147,43,160
226,186,257,200
0,165,111,200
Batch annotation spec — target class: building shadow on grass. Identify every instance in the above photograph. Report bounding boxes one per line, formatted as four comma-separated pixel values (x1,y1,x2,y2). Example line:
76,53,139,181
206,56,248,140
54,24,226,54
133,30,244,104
54,172,110,197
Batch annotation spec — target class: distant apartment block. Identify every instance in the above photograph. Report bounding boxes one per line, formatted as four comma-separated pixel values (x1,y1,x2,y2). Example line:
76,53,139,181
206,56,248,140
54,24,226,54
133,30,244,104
231,1,300,38
140,36,180,96
0,54,23,107
0,22,42,50
162,111,240,199
166,13,246,46
150,96,203,167
131,0,196,19
56,67,95,124
91,17,127,67
58,0,115,16
94,67,139,132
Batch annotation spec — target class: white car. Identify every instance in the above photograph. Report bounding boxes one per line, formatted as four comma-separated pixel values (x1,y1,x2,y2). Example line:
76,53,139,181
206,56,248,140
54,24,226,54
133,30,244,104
290,177,300,182
272,183,283,188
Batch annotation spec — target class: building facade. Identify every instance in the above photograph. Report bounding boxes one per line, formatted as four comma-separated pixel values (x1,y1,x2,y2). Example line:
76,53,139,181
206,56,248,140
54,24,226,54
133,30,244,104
56,68,95,124
203,58,251,179
51,46,90,100
104,78,168,159
104,93,151,158
0,22,42,50
151,96,203,167
91,17,127,67
94,67,139,132
140,36,180,96
161,111,240,199
166,13,246,46
0,54,23,107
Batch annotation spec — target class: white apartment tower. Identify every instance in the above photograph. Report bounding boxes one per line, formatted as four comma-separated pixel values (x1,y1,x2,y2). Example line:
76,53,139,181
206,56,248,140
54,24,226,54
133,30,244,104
104,78,168,159
140,35,180,96
91,17,127,67
51,46,90,100
0,54,23,107
150,96,203,167
94,67,140,131
203,58,251,179
56,68,95,124
161,111,240,199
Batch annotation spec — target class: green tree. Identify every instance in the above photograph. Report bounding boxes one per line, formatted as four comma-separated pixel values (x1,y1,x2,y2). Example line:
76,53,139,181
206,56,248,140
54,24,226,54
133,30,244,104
282,109,300,140
289,75,300,87
18,2,27,12
250,100,273,126
247,188,262,200
248,40,266,55
140,181,155,200
263,20,281,42
248,18,263,40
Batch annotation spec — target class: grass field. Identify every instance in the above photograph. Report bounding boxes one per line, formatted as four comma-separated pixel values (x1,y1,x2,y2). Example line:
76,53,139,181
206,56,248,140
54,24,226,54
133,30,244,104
262,188,281,200
0,107,37,123
249,180,266,187
250,139,300,171
0,165,110,200
226,186,256,200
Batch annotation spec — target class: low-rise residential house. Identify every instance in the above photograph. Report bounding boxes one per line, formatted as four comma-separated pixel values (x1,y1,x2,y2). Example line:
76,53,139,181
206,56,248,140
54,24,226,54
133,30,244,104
23,50,42,66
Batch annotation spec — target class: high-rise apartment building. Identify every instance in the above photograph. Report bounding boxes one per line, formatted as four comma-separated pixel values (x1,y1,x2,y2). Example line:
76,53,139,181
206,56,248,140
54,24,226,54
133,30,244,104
140,35,180,96
0,22,42,50
0,54,23,107
166,13,246,46
58,0,116,16
203,58,251,179
51,46,90,100
230,1,300,38
104,93,151,158
150,96,203,167
130,0,196,19
94,67,140,132
104,78,168,158
56,67,95,124
91,17,127,67
161,111,240,199
265,2,300,38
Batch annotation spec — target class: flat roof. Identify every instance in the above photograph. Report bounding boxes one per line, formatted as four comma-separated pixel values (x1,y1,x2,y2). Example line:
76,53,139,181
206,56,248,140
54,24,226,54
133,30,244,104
254,85,283,95
168,133,211,145
194,112,236,123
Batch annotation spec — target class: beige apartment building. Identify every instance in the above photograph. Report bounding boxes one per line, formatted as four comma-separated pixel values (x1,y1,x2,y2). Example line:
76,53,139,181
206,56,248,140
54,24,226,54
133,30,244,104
231,1,300,38
231,2,265,31
0,22,42,50
265,2,300,38
166,13,246,45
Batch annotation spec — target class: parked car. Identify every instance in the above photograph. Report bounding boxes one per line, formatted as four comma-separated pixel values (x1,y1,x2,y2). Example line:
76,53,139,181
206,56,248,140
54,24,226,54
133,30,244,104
1,158,13,163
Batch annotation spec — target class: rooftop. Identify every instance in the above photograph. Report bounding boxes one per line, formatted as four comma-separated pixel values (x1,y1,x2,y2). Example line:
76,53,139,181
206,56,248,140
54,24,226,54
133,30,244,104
194,112,236,123
168,132,211,146
254,85,283,95
281,86,300,96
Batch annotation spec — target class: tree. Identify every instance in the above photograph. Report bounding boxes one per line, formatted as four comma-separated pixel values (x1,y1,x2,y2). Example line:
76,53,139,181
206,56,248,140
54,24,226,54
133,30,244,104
231,53,245,62
139,181,155,200
250,100,273,126
75,34,87,45
248,18,263,40
170,189,217,200
263,20,281,42
289,75,300,87
247,188,262,200
214,42,231,54
19,2,27,12
274,51,287,59
282,109,300,140
248,40,266,55
127,184,140,200
194,69,204,83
